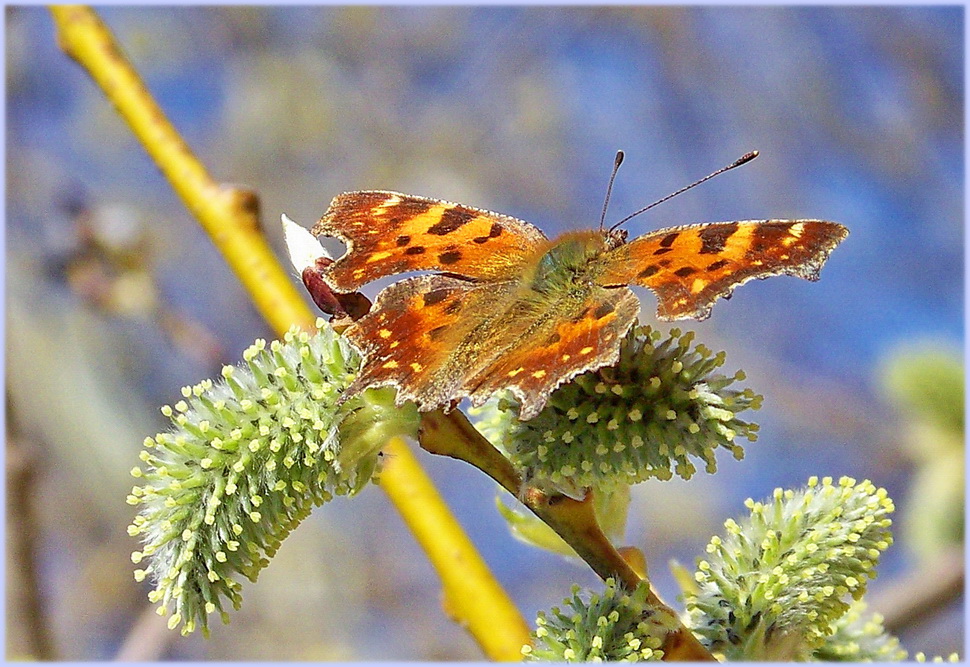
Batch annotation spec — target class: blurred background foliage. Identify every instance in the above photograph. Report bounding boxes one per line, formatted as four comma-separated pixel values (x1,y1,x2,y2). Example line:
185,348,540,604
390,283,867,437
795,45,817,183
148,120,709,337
6,6,962,661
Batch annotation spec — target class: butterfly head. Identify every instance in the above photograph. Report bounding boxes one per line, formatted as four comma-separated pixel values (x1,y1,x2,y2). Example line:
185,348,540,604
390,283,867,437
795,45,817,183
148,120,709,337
605,228,628,249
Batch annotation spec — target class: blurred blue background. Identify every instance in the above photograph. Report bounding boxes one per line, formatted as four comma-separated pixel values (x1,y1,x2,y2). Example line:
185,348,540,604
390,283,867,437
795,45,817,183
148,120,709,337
6,6,962,661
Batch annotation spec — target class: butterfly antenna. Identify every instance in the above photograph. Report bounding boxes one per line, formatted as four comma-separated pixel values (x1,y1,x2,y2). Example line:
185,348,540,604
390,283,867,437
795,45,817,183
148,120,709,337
598,150,625,232
608,150,759,233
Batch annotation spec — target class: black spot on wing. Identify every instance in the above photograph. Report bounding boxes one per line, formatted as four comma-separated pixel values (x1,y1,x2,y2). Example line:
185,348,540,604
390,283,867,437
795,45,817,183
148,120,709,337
427,208,476,235
439,250,462,265
699,222,739,254
748,223,790,254
381,199,433,226
473,222,504,244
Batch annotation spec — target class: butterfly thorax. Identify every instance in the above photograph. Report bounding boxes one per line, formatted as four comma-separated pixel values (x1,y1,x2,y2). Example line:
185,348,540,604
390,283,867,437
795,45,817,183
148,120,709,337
528,231,621,296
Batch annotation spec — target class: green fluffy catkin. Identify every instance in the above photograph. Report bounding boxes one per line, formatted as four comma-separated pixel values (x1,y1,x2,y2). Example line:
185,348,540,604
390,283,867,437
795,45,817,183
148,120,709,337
128,322,418,635
474,325,761,497
686,476,894,661
524,579,678,662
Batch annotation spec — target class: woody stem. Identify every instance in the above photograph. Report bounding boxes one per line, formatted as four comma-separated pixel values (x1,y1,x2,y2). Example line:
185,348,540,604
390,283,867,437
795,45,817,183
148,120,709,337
419,409,716,662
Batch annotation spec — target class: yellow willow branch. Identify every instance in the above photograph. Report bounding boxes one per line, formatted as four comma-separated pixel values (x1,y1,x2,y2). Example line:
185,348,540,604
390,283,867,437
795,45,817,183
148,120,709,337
379,437,531,661
49,6,530,659
51,4,310,334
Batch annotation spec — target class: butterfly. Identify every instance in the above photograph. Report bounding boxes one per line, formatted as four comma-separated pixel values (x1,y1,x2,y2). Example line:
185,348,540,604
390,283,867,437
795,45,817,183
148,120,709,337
311,156,847,420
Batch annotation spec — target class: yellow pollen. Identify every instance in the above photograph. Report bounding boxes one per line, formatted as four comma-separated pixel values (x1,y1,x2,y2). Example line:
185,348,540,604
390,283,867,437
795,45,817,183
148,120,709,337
389,341,400,349
532,370,546,379
561,354,571,361
379,329,392,338
579,346,594,355
382,360,399,369
691,278,707,293
410,363,423,372
508,368,524,377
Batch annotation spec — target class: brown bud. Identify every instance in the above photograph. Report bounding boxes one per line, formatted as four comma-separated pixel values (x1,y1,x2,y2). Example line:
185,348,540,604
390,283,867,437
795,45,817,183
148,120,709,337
301,257,371,321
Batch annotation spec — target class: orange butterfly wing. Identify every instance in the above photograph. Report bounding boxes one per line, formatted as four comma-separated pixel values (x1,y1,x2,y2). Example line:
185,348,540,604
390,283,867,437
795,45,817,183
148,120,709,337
312,191,547,291
596,220,848,320
313,186,848,420
341,274,488,411
466,287,640,420
343,271,639,420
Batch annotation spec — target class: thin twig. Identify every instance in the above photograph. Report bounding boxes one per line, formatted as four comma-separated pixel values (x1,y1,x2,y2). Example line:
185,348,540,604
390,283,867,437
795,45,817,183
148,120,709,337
419,410,717,661
379,437,533,661
6,423,57,660
50,5,312,335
